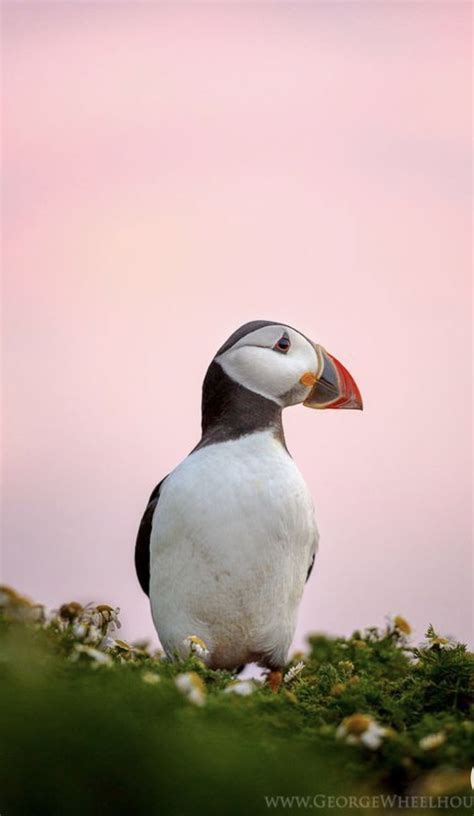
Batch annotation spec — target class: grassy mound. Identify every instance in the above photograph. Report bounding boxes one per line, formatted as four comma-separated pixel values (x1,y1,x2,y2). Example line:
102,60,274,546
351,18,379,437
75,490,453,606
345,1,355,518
0,587,472,815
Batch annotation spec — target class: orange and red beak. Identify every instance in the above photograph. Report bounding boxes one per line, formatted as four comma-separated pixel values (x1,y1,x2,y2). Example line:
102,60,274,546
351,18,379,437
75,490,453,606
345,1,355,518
303,346,363,410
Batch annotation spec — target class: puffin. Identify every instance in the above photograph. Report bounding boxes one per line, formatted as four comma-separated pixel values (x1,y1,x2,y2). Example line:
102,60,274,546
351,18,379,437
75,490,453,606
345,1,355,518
135,320,362,683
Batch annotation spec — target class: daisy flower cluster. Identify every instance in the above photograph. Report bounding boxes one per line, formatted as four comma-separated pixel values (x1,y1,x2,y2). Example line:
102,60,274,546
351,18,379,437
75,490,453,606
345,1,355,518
1,580,470,797
0,584,131,666
56,601,124,662
0,585,471,814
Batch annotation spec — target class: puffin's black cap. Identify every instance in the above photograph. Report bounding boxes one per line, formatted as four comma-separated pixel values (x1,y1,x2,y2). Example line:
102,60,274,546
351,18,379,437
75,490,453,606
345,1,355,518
215,320,283,357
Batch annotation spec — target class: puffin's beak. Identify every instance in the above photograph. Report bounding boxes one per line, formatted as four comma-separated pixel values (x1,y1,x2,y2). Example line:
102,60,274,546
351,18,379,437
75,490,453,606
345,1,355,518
303,345,363,410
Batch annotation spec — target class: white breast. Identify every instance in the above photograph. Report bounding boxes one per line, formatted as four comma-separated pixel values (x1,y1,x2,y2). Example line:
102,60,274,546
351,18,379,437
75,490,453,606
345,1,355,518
149,430,318,669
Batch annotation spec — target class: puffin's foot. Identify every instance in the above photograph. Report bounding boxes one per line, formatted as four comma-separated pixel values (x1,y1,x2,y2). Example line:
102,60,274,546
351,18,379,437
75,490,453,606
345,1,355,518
266,670,283,693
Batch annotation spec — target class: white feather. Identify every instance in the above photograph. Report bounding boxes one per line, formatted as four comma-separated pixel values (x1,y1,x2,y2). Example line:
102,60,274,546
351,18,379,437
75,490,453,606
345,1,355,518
149,430,318,669
216,325,318,405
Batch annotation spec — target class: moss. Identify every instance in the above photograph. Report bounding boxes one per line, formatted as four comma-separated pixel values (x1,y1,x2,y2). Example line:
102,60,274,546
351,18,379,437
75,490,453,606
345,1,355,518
0,594,472,815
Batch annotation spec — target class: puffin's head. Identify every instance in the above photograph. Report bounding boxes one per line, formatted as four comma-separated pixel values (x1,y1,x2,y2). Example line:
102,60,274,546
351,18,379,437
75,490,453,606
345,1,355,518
215,320,363,410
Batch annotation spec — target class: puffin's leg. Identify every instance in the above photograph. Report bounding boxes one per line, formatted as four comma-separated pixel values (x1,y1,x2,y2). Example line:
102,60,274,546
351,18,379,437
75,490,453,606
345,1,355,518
266,670,283,693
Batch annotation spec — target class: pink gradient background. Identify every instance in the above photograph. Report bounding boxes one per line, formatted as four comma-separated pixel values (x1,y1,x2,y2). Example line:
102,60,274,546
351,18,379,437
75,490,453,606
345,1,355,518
2,3,472,650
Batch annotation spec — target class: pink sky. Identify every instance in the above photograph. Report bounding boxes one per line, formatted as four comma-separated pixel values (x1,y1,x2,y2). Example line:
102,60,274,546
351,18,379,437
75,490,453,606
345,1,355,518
2,3,472,651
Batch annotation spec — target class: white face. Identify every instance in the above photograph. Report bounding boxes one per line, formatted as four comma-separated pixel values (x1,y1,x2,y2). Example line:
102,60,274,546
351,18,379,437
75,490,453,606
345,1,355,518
215,325,320,406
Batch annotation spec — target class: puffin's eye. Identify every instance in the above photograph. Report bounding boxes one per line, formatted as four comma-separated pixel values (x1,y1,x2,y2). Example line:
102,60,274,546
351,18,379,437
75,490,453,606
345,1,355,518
274,336,291,353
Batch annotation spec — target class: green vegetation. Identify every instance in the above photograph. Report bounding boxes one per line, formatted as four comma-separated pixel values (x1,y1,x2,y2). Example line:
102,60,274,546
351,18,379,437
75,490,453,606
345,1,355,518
0,588,472,816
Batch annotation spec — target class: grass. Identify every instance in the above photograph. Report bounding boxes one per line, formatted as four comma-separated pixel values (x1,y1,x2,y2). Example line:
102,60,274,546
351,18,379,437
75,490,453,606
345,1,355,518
0,588,472,816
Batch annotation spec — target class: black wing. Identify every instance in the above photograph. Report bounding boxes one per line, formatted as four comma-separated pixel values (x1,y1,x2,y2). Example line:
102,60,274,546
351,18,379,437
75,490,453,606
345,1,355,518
135,477,167,596
306,552,316,583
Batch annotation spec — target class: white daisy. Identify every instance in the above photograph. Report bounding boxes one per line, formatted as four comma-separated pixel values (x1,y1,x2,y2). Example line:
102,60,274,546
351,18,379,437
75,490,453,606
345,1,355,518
336,713,388,751
421,633,456,651
175,672,206,706
142,671,161,685
110,639,140,662
72,621,103,644
387,614,412,637
419,732,446,751
284,661,305,684
100,635,117,651
58,602,84,622
360,721,387,750
71,644,112,666
88,605,122,632
224,680,257,696
183,635,210,660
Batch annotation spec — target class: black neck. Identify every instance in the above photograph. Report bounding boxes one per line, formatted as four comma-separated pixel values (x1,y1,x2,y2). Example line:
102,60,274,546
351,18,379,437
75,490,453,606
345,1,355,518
197,361,286,449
